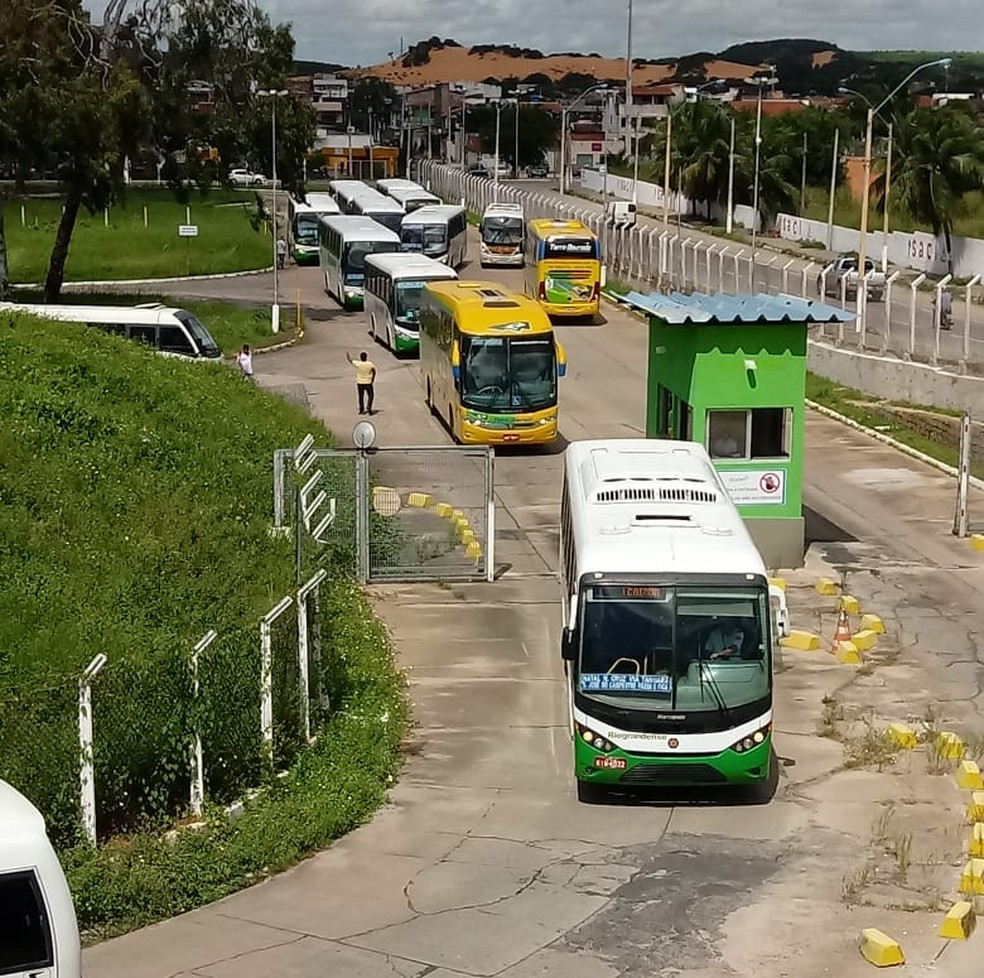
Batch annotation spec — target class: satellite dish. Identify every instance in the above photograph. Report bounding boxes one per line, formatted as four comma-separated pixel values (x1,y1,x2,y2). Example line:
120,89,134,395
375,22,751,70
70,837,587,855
352,420,377,450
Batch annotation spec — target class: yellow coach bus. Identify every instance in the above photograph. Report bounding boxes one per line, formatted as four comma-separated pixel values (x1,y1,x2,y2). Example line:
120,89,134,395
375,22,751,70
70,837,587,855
419,282,568,446
524,218,603,319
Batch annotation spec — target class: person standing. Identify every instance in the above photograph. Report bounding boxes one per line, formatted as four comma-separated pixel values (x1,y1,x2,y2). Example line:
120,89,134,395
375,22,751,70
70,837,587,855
347,351,376,415
276,236,287,269
236,344,254,381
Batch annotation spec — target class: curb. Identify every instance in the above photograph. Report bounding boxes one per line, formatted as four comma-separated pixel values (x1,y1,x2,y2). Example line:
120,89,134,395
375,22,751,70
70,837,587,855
13,266,274,290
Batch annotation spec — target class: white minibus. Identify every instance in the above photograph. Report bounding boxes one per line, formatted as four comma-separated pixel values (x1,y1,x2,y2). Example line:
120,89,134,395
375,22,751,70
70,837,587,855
1,779,81,978
0,302,223,359
479,202,525,267
399,204,468,267
328,179,369,213
319,214,401,310
346,186,405,234
363,253,458,357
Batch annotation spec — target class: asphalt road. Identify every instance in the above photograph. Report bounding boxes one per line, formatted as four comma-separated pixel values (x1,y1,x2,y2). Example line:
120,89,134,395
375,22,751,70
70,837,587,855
85,235,984,978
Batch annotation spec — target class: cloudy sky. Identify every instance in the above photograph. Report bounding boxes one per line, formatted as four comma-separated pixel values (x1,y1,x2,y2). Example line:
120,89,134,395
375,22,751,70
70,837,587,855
252,0,980,66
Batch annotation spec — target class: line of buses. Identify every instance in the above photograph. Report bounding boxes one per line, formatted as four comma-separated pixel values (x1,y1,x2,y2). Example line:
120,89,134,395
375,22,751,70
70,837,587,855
298,178,607,447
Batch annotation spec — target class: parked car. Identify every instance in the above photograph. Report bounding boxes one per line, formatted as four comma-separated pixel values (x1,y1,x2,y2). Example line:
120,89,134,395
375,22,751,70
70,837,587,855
526,162,549,178
818,254,886,302
229,167,266,187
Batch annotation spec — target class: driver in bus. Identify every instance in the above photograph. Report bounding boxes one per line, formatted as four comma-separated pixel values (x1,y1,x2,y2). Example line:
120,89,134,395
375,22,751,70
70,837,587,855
705,621,746,661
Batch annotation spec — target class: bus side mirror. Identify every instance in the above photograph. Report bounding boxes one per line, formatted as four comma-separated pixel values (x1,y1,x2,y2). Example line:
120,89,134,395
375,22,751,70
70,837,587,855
451,340,460,382
556,341,567,378
561,629,576,661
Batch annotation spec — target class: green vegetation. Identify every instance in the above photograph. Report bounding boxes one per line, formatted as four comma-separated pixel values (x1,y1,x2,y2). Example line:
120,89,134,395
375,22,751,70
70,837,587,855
3,189,272,285
0,311,407,937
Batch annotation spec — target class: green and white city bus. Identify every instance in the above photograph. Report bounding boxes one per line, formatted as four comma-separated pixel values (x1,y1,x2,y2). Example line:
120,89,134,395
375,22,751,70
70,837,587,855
560,438,776,800
288,193,339,264
363,252,458,356
319,215,401,310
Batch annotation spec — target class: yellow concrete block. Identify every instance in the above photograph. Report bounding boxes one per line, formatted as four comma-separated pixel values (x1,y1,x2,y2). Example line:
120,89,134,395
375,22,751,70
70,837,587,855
371,486,401,517
466,540,482,560
453,516,470,533
459,529,476,545
886,723,918,750
958,760,984,791
970,534,984,552
858,928,904,968
969,823,984,857
860,614,886,634
435,502,453,518
451,509,465,522
938,731,966,761
407,492,432,508
960,859,984,895
851,629,878,652
939,901,977,940
836,641,862,665
769,577,786,592
969,792,984,823
839,595,860,615
780,630,820,651
815,577,839,596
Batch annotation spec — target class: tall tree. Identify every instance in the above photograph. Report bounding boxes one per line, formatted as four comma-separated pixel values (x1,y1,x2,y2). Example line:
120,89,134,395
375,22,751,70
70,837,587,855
468,104,559,170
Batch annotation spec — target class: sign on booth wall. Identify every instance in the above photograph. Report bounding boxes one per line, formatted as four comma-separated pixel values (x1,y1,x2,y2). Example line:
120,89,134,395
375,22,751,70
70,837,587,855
718,469,786,506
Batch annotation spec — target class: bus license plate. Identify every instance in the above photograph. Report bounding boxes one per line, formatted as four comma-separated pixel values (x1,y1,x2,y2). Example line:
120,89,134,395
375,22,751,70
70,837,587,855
594,757,627,770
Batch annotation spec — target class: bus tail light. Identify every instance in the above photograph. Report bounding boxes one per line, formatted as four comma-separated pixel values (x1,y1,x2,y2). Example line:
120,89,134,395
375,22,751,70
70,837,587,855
538,281,546,300
730,723,771,754
592,280,600,300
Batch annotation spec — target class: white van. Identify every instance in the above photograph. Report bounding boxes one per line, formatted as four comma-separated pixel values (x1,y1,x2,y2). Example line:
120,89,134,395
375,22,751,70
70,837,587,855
604,200,637,227
0,302,223,360
0,780,81,978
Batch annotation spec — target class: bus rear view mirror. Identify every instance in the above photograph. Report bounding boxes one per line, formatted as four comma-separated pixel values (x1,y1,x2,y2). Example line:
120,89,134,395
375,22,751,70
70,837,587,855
451,340,460,381
556,340,568,378
561,628,576,661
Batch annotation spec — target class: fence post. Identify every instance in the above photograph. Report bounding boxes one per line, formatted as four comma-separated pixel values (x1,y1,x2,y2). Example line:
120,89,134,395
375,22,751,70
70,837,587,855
733,250,743,294
190,630,217,817
78,654,107,846
297,569,327,743
965,276,982,368
485,447,496,583
355,450,370,584
801,262,815,300
719,246,728,292
908,274,926,361
882,270,900,352
260,596,293,766
954,415,972,538
782,259,795,295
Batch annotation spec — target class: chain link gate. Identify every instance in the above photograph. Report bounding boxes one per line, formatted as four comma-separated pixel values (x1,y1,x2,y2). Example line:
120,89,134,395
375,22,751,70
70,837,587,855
275,442,495,583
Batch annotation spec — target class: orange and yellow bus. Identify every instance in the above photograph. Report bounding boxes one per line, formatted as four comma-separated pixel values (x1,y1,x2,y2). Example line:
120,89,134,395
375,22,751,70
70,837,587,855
524,219,602,319
419,282,568,446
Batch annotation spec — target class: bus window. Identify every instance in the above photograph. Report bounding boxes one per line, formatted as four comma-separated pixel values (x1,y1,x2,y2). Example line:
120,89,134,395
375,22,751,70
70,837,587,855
175,311,221,358
0,870,53,975
158,324,196,356
95,323,126,337
129,324,156,346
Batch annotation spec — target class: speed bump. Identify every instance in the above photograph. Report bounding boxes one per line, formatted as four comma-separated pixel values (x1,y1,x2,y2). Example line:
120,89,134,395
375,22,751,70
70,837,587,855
858,928,904,967
851,630,878,652
435,502,453,518
971,534,984,552
939,901,976,940
408,492,432,508
957,760,984,790
815,577,839,596
780,630,820,651
886,723,917,750
839,595,860,615
860,614,886,634
836,641,861,665
970,823,984,857
937,731,966,761
969,792,984,823
959,859,984,895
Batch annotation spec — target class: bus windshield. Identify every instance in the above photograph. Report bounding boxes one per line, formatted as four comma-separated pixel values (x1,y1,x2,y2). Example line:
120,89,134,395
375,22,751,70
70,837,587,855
174,311,221,358
543,236,598,260
394,280,426,327
460,335,557,412
342,242,397,285
402,224,447,256
577,585,769,712
363,211,402,233
482,217,523,247
294,214,319,244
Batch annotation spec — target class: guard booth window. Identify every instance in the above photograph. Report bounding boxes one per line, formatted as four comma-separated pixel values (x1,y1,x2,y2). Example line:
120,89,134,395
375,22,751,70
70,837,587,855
708,408,790,460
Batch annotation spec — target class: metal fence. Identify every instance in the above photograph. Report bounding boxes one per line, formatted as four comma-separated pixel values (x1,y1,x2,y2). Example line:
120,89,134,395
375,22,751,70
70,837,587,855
420,161,984,375
276,437,495,584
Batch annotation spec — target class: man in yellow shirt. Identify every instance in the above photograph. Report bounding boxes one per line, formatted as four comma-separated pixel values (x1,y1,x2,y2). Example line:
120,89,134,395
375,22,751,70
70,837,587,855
346,351,377,415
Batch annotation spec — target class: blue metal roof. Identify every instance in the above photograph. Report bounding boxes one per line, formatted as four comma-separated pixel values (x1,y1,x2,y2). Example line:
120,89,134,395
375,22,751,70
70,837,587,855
621,290,856,325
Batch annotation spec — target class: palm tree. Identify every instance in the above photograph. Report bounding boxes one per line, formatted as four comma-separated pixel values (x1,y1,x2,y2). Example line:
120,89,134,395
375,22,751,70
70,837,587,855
879,105,984,271
731,114,798,225
671,99,733,219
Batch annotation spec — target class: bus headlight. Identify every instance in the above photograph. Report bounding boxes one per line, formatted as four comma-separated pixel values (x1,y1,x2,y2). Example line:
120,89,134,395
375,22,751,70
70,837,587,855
730,724,771,753
577,723,615,753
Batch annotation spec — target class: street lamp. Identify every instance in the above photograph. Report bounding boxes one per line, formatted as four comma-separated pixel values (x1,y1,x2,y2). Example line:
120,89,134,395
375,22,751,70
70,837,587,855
744,69,777,265
855,58,951,316
560,84,608,195
257,88,288,334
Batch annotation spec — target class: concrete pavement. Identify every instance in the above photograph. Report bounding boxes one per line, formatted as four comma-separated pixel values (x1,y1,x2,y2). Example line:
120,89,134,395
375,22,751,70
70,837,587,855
85,241,984,978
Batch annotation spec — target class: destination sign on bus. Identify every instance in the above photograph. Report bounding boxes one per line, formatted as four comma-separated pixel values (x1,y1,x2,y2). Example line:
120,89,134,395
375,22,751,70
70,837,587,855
547,239,594,254
580,673,672,694
592,585,666,600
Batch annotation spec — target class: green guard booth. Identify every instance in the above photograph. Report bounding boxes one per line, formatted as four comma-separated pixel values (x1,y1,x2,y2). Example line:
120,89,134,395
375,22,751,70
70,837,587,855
623,291,855,569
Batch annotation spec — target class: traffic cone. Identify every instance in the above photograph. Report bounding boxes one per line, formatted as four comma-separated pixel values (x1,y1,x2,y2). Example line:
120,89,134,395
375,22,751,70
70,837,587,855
831,608,853,653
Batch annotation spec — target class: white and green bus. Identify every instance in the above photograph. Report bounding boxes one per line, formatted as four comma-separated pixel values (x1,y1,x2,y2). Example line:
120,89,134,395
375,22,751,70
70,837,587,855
288,193,339,265
560,438,776,800
319,215,401,310
347,186,405,234
399,204,468,268
363,253,458,357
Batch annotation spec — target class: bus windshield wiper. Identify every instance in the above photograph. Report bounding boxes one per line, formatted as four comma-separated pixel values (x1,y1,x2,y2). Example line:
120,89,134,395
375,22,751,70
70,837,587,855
697,660,732,723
